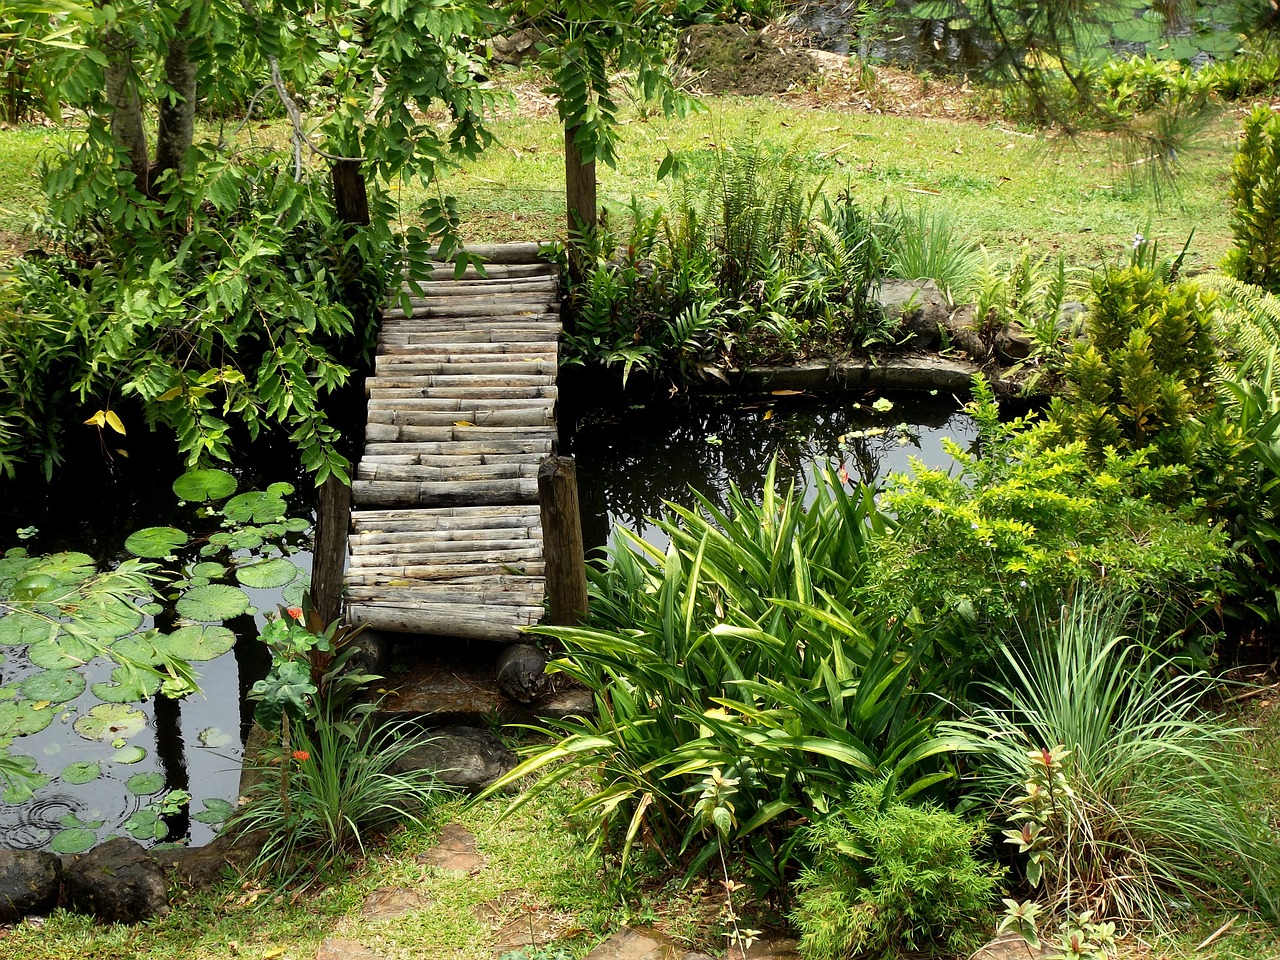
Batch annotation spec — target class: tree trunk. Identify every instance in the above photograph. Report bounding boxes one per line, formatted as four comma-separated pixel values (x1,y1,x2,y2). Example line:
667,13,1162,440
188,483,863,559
564,123,597,240
152,9,198,191
102,31,149,195
332,159,370,228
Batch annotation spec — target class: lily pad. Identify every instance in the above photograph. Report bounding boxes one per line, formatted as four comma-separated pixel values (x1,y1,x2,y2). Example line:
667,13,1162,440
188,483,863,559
173,468,238,503
0,699,55,738
28,633,98,668
126,771,165,796
51,827,98,854
11,574,59,601
0,614,56,647
91,666,161,703
176,584,250,623
60,761,101,785
235,558,301,590
193,796,234,825
124,808,167,841
155,624,236,661
223,489,289,525
124,526,189,559
203,529,264,554
191,561,227,580
112,745,147,764
197,726,232,748
73,703,146,742
19,669,86,704
30,552,96,584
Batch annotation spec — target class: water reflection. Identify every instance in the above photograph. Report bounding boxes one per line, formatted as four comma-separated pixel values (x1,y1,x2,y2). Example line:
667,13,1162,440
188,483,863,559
566,391,976,552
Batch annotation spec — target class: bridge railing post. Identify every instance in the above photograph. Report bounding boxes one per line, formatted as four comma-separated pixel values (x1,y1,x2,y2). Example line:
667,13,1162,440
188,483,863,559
538,454,588,626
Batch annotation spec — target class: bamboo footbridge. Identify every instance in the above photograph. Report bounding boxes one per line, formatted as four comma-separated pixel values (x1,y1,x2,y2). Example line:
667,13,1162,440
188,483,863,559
342,242,569,643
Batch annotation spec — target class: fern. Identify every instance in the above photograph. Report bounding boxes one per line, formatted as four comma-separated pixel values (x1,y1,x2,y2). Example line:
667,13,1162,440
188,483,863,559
1204,273,1280,367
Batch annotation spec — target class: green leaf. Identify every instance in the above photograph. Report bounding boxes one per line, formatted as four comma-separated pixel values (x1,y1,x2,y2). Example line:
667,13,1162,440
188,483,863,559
50,827,98,854
190,561,227,580
91,668,161,703
235,558,301,590
0,699,55,737
124,526,189,559
60,761,101,785
126,771,165,796
73,703,146,742
176,584,250,622
193,796,234,824
223,490,288,524
19,668,86,704
172,469,238,502
155,624,236,661
124,808,166,841
0,614,56,647
112,745,147,764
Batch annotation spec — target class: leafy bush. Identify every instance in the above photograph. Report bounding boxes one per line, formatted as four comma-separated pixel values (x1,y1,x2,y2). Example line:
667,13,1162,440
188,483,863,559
1042,266,1218,472
870,376,1230,641
947,589,1279,924
791,782,1000,960
486,466,955,895
1224,105,1280,293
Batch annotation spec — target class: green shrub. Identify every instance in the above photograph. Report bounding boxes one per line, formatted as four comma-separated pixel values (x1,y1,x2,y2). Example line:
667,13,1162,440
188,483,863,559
871,376,1230,641
1224,105,1280,293
791,782,1001,960
1043,266,1218,472
884,203,981,306
485,466,956,894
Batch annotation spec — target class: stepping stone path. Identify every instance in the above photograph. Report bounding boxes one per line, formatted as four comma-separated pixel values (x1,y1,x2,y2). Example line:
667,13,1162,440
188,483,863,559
415,823,486,875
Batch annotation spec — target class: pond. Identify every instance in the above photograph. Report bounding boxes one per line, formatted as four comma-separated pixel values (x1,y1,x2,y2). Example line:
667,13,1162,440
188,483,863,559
0,387,975,852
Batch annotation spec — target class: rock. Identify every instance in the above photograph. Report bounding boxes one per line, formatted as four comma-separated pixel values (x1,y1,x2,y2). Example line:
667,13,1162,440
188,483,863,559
874,280,951,349
581,927,682,960
496,643,549,703
1057,300,1088,336
361,886,432,920
489,28,547,67
416,823,486,875
347,628,392,680
62,837,169,924
390,725,518,794
995,321,1033,364
316,938,386,960
155,828,269,890
0,849,60,922
972,933,1048,959
942,304,991,361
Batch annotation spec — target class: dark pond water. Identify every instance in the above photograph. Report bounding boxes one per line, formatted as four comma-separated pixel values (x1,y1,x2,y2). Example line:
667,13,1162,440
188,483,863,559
565,389,977,553
0,387,974,851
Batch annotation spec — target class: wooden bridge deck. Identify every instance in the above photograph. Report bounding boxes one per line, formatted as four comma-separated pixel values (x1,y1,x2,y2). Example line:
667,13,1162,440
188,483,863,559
344,243,560,642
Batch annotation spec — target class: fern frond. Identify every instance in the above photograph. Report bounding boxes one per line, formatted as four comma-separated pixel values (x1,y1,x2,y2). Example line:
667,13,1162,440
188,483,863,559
1203,273,1280,365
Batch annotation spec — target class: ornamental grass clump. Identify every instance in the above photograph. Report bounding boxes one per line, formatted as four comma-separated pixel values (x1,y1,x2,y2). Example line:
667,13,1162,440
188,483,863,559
946,589,1280,928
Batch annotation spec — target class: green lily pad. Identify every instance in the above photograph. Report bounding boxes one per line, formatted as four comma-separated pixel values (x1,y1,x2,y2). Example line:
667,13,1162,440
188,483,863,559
91,665,161,703
11,574,59,601
19,668,86,704
197,726,232,748
30,552,95,584
173,468,238,503
77,596,146,639
60,761,101,785
0,699,55,738
126,771,165,796
193,796,234,825
124,526,189,559
191,561,227,580
124,808,167,841
59,811,105,829
282,518,311,534
111,745,147,764
0,614,56,647
203,529,264,554
223,490,289,525
51,827,98,854
176,584,250,623
235,558,301,590
28,633,98,668
155,624,236,662
73,703,146,742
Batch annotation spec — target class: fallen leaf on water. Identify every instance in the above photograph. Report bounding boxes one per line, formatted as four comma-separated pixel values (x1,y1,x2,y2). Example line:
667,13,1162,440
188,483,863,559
762,409,774,421
771,389,804,396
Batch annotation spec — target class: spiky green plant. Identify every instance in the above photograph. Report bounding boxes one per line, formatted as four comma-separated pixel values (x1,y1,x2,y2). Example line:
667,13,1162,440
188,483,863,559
885,203,982,305
945,588,1279,925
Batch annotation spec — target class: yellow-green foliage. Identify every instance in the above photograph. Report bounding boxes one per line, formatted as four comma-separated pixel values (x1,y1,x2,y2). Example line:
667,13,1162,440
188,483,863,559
1225,106,1280,292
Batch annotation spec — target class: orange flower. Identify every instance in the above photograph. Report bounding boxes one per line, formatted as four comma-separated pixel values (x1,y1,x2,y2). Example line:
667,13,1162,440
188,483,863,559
286,606,304,621
292,750,310,762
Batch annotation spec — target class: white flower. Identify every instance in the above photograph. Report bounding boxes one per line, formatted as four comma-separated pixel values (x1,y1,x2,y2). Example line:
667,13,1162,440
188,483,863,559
1132,233,1145,250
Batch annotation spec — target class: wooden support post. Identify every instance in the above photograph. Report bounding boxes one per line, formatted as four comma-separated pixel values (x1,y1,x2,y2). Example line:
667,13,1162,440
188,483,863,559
538,454,588,627
310,473,352,624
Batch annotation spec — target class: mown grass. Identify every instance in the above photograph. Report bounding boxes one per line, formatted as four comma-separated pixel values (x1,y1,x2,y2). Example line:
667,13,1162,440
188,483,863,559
0,82,1242,273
